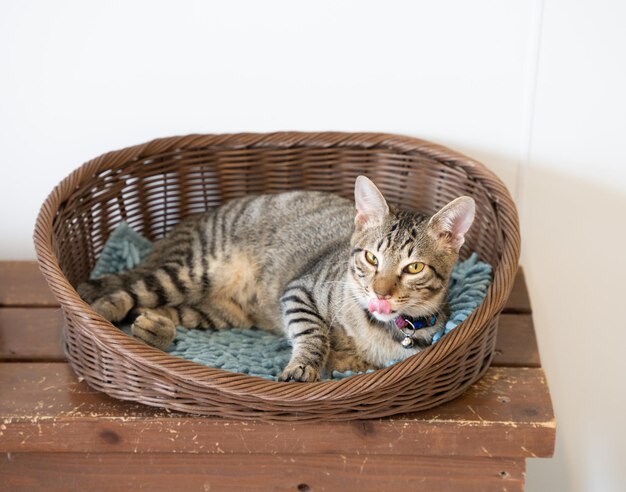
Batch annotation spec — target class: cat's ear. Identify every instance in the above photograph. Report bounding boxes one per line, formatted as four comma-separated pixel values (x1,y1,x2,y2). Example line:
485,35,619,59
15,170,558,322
428,196,475,252
354,176,389,230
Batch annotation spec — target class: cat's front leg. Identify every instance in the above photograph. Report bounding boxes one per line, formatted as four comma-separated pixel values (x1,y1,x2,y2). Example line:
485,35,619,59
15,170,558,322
278,285,330,382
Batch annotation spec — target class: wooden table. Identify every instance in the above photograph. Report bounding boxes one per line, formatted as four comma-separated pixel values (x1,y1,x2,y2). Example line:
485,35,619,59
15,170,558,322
0,261,555,492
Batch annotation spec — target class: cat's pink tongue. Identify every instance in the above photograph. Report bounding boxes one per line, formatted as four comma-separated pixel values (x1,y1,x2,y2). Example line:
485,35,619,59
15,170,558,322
368,298,391,315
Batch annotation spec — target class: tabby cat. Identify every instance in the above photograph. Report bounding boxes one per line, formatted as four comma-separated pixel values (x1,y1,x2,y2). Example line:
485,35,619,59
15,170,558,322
78,176,475,382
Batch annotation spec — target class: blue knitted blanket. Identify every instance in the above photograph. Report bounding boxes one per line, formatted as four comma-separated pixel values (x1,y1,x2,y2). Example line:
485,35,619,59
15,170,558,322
92,222,492,380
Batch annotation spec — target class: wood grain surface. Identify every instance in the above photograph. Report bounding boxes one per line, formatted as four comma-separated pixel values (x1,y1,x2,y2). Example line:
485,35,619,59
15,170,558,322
0,262,57,307
0,362,555,458
0,453,525,492
0,261,553,492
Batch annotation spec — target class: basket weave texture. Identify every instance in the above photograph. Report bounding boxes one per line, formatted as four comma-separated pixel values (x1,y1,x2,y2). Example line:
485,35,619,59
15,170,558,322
34,132,520,421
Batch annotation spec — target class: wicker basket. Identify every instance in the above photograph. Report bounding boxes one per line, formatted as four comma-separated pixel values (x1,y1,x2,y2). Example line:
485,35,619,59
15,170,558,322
34,132,520,421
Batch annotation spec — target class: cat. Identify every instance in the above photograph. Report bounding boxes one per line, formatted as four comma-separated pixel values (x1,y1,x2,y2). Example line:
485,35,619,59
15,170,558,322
78,176,475,382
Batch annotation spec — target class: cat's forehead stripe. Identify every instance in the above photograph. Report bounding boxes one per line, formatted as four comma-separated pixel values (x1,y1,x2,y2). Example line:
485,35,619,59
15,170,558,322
400,237,413,250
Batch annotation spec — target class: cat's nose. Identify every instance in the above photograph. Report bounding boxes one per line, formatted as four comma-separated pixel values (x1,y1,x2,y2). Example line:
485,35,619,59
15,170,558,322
373,277,396,299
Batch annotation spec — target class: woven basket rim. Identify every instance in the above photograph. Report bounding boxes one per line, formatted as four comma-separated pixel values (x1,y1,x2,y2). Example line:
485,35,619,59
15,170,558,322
33,131,520,404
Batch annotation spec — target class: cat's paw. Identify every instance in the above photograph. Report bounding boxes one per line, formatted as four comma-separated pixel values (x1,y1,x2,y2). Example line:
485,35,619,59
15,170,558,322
91,291,133,322
131,310,176,350
278,363,320,383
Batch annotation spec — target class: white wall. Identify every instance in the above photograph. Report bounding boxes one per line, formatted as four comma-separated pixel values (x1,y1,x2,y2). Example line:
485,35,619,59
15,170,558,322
0,0,531,259
521,1,626,491
1,1,624,490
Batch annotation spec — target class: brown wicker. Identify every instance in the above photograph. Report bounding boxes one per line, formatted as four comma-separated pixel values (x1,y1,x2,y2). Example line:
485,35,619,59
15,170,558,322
33,132,520,421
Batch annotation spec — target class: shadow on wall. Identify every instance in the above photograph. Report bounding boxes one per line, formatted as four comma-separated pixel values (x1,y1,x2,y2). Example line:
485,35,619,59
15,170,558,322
437,146,626,491
514,166,626,492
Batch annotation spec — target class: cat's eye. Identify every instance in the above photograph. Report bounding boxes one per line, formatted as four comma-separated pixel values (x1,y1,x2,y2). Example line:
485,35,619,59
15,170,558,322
364,251,378,266
404,262,425,274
